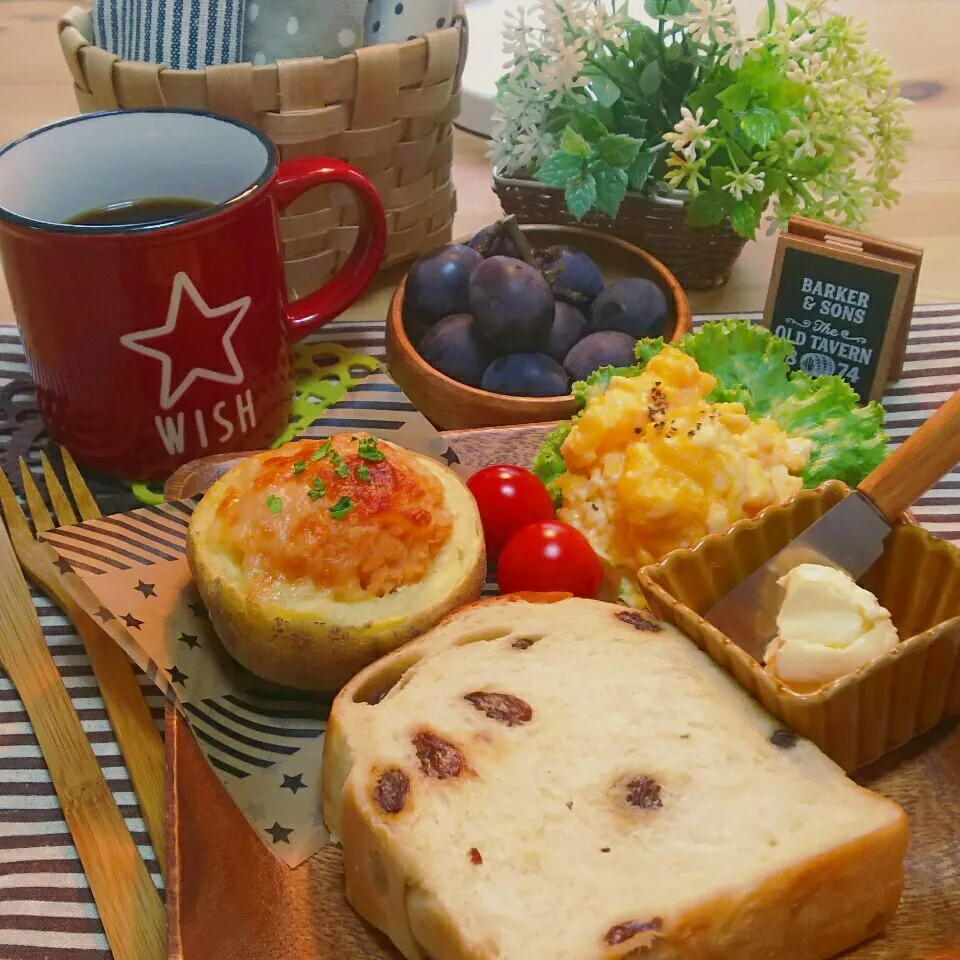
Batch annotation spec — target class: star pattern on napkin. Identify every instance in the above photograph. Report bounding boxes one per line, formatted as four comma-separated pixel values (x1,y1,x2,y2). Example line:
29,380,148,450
168,665,188,686
135,580,157,598
281,773,306,794
178,632,201,650
440,446,461,467
122,613,144,630
54,556,74,575
94,606,114,623
266,822,293,844
188,599,209,619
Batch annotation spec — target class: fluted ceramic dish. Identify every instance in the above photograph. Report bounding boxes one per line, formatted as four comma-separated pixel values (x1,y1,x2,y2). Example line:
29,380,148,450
639,480,960,773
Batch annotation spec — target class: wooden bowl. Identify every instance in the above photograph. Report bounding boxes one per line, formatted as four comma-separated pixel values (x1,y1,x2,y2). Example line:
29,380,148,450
385,225,692,431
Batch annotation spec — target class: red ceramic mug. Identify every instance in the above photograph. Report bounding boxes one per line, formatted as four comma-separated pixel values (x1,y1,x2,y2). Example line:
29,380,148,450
0,109,387,480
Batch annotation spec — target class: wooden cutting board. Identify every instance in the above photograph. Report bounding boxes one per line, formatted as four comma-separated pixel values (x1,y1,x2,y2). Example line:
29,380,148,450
166,425,960,960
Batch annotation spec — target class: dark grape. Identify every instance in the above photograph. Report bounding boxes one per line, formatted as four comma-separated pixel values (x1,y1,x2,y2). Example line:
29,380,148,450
538,246,605,304
404,316,430,350
418,314,491,388
467,224,521,259
563,331,638,382
404,244,483,326
590,278,668,339
469,256,555,352
546,301,587,363
481,353,570,397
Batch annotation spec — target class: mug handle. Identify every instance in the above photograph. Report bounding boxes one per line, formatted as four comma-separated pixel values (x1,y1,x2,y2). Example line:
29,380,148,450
272,157,387,341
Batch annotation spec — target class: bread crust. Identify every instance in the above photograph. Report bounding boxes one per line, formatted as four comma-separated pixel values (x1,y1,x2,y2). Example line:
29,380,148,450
187,443,485,691
323,596,909,960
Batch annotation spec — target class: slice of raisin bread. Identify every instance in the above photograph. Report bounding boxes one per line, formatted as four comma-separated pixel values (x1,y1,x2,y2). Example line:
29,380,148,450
322,595,908,960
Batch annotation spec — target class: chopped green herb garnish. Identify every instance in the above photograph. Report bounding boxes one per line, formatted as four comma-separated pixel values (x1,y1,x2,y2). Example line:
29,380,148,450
328,495,355,520
358,437,386,462
329,451,350,478
266,494,283,514
311,440,332,461
292,459,306,476
308,477,326,502
356,466,371,482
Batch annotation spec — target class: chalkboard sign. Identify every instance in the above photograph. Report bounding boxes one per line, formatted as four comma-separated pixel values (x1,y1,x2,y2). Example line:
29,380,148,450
763,218,923,403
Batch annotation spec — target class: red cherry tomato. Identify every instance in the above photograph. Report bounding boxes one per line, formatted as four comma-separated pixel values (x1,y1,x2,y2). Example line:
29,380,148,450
497,521,604,599
467,465,555,559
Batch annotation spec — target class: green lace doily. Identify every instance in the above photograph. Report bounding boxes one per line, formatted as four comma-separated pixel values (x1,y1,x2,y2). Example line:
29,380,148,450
132,342,381,505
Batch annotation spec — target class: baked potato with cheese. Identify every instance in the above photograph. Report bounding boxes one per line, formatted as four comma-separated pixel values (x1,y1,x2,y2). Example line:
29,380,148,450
187,434,485,691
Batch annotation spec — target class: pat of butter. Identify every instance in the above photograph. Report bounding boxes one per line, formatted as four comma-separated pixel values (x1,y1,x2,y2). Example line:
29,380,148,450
764,564,899,691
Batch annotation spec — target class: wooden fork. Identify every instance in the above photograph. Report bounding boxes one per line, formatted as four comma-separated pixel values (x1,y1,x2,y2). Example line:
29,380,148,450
0,448,166,878
0,498,164,960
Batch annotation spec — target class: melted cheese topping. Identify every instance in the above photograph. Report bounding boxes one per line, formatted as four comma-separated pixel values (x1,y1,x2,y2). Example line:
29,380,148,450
557,347,813,573
212,436,453,602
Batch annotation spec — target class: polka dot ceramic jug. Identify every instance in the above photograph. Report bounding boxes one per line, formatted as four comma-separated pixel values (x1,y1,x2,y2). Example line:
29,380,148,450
243,0,365,66
363,0,456,45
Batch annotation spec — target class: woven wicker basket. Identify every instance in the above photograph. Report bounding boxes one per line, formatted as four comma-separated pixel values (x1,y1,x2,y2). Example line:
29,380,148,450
494,170,748,291
57,6,467,298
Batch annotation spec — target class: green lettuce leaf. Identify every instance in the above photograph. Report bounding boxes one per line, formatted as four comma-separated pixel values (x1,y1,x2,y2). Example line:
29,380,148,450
750,370,887,487
531,421,574,507
533,319,888,499
572,365,643,406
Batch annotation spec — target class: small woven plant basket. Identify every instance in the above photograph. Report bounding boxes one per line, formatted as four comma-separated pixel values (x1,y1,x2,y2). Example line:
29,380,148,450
494,170,748,292
57,6,467,298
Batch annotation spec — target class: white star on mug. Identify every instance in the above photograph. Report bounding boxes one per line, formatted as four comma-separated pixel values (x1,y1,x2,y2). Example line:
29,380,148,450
119,272,251,410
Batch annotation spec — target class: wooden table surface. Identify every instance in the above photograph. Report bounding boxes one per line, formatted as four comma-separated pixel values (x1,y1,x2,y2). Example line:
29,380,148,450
0,0,958,329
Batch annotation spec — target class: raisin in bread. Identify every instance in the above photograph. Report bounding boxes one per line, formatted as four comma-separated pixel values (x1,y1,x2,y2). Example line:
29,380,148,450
322,595,908,960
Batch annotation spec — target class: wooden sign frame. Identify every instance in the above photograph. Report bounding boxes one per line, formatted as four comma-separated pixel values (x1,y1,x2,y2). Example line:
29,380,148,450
762,216,923,402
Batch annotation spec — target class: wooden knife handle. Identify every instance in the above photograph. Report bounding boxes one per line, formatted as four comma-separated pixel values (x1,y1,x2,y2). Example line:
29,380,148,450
859,387,960,520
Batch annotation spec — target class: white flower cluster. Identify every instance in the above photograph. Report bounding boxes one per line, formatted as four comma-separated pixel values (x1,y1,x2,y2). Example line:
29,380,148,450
490,1,626,175
760,1,909,229
723,162,765,201
663,106,718,161
681,0,761,68
681,0,733,46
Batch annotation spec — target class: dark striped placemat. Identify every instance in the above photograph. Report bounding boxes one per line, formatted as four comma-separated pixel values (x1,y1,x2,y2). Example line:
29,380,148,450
2,308,960,957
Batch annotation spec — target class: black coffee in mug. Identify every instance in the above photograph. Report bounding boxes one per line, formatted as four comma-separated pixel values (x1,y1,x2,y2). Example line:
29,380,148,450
65,196,213,226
